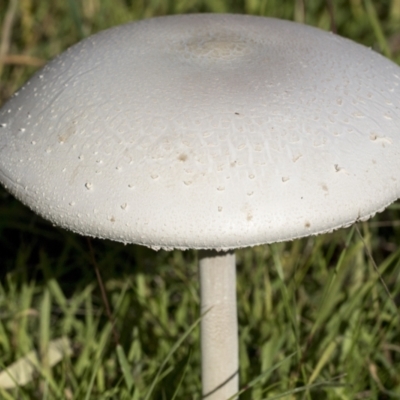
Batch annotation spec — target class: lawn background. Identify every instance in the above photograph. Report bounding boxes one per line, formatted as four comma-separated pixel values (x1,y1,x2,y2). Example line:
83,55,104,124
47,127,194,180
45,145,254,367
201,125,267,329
1,0,400,399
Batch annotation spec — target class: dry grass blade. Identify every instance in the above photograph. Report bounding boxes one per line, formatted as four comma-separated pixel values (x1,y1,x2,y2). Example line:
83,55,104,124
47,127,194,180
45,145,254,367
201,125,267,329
0,54,46,67
0,337,72,389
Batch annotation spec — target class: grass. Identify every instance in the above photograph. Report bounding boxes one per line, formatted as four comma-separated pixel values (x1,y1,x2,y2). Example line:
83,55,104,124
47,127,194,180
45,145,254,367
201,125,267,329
1,0,400,399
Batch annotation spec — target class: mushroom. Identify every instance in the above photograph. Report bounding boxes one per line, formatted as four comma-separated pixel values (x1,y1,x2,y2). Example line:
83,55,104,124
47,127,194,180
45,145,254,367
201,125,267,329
1,14,400,399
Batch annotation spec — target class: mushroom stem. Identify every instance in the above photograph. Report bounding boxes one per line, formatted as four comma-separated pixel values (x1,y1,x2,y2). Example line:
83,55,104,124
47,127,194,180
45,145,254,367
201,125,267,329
199,250,238,399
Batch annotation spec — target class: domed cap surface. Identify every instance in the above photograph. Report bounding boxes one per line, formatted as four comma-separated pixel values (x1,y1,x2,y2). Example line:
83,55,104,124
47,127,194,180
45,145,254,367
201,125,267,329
0,14,400,250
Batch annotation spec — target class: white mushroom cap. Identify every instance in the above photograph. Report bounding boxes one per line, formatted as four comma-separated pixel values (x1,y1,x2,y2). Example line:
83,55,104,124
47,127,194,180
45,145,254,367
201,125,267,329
0,14,399,250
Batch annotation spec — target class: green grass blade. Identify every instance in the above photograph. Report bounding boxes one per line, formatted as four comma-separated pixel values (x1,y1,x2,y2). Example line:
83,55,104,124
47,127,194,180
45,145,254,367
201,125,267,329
143,315,201,400
116,344,134,393
170,351,191,400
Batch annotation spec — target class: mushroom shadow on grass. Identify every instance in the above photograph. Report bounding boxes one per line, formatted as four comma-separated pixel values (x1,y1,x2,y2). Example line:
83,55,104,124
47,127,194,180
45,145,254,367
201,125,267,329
1,14,400,400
